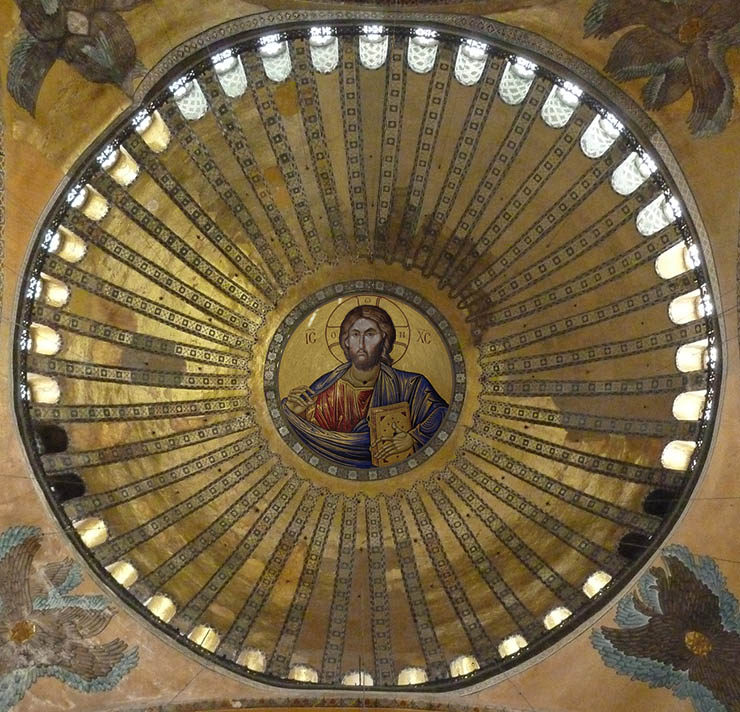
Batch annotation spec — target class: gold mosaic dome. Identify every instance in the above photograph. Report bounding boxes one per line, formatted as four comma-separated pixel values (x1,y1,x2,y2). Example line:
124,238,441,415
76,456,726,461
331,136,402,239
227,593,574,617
14,12,720,691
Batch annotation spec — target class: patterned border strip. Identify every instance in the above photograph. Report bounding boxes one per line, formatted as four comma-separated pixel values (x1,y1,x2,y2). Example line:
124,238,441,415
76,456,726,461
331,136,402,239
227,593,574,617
30,304,249,370
264,280,465,481
268,494,339,676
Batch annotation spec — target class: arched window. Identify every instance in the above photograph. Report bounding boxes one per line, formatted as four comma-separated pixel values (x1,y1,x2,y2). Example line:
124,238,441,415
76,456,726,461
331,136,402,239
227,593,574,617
188,625,220,652
258,35,292,82
580,113,622,158
73,517,109,547
407,30,439,74
611,151,657,195
309,27,339,74
288,663,318,683
668,289,706,325
33,422,68,454
618,531,651,562
46,226,87,263
498,634,528,658
661,440,696,471
643,488,679,518
636,194,681,236
47,472,84,502
67,184,109,221
543,606,572,630
237,647,266,672
359,26,388,70
499,57,536,105
105,561,139,588
212,50,248,98
133,110,171,152
341,670,373,686
35,273,70,307
28,323,62,356
26,373,60,404
397,666,428,685
672,390,707,421
582,570,612,598
454,39,487,86
449,654,479,677
655,241,695,280
145,593,177,622
541,81,581,128
675,339,711,373
98,144,139,186
169,77,208,121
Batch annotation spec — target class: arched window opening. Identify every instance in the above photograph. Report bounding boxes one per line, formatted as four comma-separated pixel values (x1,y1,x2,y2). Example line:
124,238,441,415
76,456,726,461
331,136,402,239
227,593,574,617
98,144,139,186
397,666,428,685
582,571,612,598
67,184,109,221
33,422,68,454
618,531,652,562
35,273,70,307
541,81,582,128
169,77,208,121
73,517,108,548
258,35,292,82
47,472,84,502
668,289,705,325
499,57,537,105
145,593,177,622
133,110,171,152
26,373,60,404
498,634,528,658
580,113,622,158
643,488,679,518
661,440,696,471
212,50,248,98
105,561,139,588
454,39,487,86
359,26,388,70
309,27,339,74
237,647,266,672
636,194,681,236
543,606,572,630
188,624,220,652
675,339,710,373
407,29,439,74
288,663,318,683
28,323,62,356
672,389,707,421
449,654,479,677
611,151,657,195
341,670,374,686
46,226,87,263
655,242,694,280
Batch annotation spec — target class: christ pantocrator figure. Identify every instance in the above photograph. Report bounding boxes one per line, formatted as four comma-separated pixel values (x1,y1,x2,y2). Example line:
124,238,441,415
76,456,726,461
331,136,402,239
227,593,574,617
283,305,448,468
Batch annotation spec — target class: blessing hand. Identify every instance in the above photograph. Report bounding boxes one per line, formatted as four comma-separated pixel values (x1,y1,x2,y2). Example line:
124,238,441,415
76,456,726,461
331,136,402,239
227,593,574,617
373,423,414,462
285,386,316,416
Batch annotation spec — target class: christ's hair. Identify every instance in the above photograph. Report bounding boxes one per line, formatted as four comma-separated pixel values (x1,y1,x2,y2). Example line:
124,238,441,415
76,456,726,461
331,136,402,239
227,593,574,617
340,305,396,366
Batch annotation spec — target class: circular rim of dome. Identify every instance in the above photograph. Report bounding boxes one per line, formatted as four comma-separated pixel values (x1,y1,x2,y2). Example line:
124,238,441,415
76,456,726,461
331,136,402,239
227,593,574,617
12,11,723,693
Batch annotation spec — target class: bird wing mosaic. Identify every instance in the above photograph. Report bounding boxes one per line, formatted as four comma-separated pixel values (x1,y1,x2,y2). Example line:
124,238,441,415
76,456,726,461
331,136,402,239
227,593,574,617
592,545,740,712
584,0,740,136
0,525,138,711
7,0,150,116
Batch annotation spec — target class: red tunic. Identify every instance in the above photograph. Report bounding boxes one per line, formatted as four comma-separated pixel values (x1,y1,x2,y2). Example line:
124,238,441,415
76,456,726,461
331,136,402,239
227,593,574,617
307,379,374,432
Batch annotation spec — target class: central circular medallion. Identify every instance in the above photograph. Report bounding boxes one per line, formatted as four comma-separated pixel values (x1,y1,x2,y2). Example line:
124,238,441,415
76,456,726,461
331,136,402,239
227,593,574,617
264,281,465,480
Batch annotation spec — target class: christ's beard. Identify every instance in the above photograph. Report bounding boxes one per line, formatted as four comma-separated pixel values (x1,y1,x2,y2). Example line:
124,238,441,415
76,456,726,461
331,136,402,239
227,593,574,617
351,347,382,371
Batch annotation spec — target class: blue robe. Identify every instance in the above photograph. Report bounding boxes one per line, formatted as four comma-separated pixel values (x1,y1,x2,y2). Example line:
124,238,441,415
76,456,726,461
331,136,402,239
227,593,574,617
282,362,448,468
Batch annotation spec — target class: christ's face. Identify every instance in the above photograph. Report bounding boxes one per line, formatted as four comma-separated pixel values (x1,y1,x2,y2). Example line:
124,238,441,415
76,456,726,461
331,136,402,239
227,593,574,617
345,317,384,370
